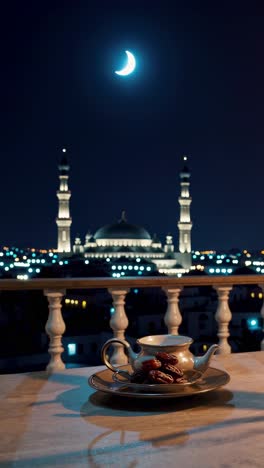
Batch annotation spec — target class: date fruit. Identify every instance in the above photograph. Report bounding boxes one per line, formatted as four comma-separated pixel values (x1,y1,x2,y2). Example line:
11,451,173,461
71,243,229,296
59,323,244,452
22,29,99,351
130,370,147,384
156,352,178,365
161,363,184,380
141,359,162,372
148,370,174,384
174,377,188,384
129,352,187,385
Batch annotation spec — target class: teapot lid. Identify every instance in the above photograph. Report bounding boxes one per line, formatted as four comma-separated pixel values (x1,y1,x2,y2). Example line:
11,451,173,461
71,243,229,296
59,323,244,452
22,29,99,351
137,335,193,347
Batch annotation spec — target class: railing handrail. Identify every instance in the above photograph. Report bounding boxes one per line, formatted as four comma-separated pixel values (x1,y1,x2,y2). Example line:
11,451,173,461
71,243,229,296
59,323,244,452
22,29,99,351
0,274,263,291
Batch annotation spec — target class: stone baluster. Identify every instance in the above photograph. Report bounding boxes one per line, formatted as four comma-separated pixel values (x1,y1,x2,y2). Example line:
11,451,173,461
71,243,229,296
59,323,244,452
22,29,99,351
44,290,66,372
163,287,182,334
258,284,264,350
108,288,129,366
215,286,232,354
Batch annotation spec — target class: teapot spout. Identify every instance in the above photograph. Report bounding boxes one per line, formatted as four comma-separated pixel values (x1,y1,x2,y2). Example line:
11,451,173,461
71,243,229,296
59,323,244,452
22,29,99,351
194,344,219,374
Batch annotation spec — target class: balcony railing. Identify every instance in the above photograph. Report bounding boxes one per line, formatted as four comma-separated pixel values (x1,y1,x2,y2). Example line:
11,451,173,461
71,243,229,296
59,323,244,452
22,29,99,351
0,275,263,372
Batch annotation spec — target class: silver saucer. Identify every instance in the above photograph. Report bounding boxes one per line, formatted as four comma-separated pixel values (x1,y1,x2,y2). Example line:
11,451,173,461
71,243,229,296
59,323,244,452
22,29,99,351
88,365,230,399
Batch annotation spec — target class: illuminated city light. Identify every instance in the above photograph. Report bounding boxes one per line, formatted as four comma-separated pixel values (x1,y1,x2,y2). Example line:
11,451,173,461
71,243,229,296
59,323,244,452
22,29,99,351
17,275,28,280
247,318,259,330
67,343,76,356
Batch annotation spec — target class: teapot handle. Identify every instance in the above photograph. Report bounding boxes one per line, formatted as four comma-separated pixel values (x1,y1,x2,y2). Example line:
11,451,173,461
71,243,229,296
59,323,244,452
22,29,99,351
101,338,131,373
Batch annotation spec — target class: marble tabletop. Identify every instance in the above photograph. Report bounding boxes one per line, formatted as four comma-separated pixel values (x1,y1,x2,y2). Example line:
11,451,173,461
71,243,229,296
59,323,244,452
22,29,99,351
0,351,263,467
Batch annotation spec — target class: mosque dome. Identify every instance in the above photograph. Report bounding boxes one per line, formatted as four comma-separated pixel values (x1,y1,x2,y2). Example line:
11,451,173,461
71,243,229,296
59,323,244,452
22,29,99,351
94,212,151,240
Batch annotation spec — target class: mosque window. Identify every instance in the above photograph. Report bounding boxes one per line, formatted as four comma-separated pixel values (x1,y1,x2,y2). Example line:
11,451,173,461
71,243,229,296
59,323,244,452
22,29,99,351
62,230,66,241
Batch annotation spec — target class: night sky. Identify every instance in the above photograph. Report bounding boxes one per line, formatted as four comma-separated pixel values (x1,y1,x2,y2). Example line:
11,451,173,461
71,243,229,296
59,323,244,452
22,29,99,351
0,1,263,251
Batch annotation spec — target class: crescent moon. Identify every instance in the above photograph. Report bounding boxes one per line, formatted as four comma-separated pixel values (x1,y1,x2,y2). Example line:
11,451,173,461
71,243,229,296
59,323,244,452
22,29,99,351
115,50,136,76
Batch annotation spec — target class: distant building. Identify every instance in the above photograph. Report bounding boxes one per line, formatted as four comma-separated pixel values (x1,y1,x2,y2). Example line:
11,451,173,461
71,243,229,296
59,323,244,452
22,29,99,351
56,154,193,275
56,151,72,253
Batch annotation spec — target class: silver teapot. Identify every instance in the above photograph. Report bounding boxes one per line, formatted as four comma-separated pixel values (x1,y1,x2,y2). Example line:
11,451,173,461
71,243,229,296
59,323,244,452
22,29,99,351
102,334,219,375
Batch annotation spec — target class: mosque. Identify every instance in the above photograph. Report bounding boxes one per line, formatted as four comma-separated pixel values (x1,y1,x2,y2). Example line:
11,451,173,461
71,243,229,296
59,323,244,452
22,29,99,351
55,154,193,275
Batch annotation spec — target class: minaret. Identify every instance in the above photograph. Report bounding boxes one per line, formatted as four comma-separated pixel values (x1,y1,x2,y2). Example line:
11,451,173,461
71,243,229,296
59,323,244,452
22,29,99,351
56,149,72,253
177,156,192,267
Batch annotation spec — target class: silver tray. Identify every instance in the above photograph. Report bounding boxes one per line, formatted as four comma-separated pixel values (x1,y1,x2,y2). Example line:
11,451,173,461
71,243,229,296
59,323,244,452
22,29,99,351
88,365,230,399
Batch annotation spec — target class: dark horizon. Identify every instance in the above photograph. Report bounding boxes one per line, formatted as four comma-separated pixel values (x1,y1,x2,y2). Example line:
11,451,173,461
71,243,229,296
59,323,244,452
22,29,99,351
0,1,263,252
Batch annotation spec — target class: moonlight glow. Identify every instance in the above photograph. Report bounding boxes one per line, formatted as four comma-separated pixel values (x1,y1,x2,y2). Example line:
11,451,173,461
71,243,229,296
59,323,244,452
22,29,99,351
115,50,136,76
